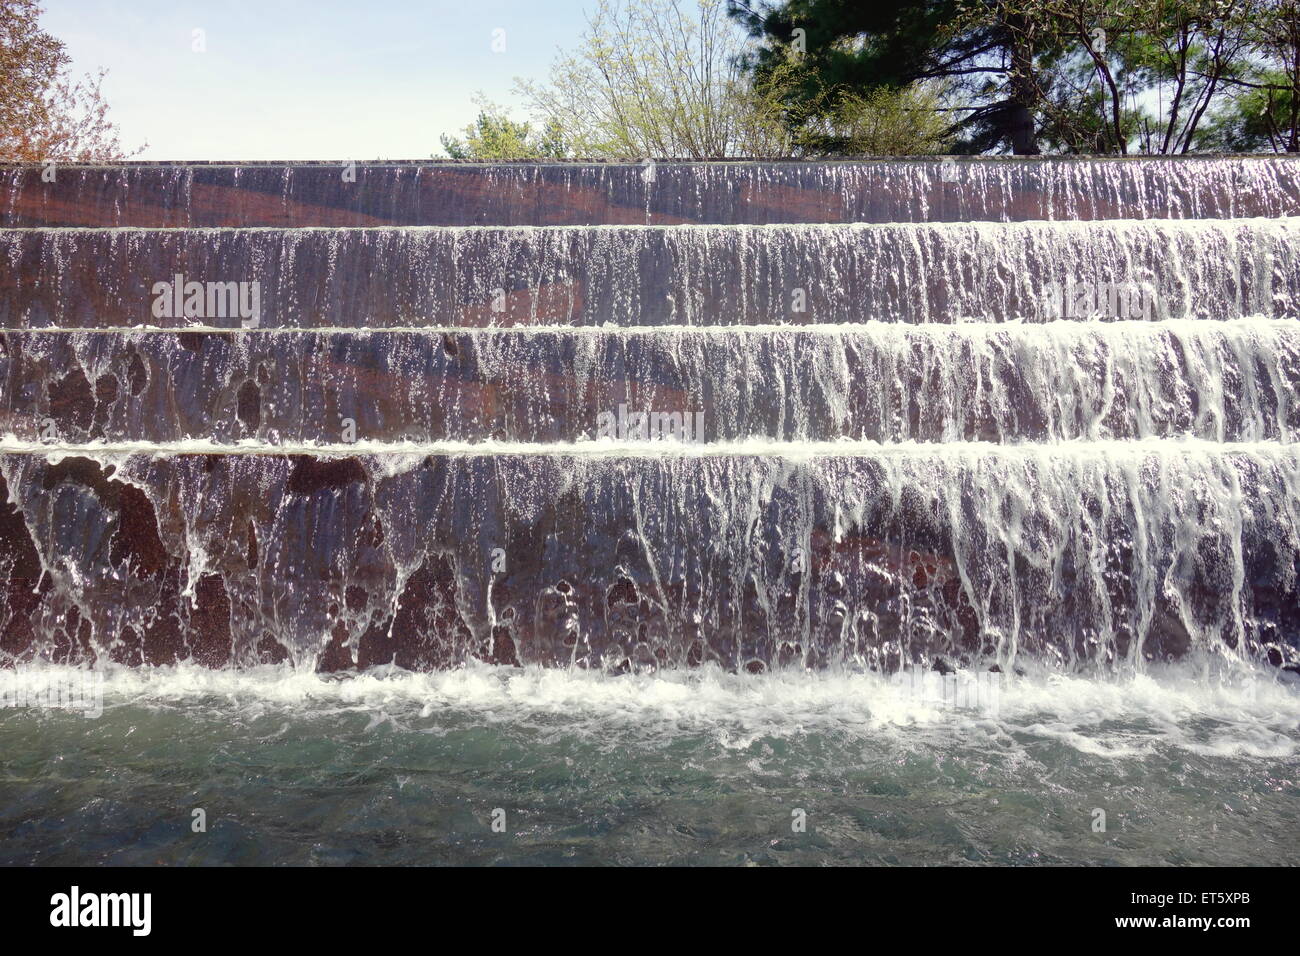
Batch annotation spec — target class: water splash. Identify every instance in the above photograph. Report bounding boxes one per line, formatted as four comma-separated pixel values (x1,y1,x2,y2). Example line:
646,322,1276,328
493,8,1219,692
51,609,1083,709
0,441,1296,674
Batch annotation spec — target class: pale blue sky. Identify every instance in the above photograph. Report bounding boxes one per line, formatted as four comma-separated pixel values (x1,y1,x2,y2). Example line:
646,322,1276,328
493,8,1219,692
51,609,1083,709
40,0,598,159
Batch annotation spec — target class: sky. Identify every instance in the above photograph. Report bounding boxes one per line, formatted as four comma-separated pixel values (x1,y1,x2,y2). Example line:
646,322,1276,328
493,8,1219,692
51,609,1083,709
39,0,598,160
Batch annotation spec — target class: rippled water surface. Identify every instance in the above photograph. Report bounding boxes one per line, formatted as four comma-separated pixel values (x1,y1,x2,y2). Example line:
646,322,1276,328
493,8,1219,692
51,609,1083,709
1,664,1296,866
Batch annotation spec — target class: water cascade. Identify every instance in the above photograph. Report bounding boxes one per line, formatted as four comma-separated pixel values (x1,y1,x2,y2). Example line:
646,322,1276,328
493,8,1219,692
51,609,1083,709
1,158,1298,676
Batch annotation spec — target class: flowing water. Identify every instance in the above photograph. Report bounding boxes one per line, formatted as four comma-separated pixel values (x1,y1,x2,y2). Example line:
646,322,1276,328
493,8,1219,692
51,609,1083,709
0,158,1297,866
1,662,1295,865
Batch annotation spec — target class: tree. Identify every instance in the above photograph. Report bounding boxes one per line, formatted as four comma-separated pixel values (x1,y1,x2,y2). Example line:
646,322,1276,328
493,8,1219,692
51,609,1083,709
730,0,1266,155
515,0,797,158
1201,0,1300,152
798,81,954,154
729,0,1046,154
990,0,1253,155
439,0,946,160
439,98,568,160
0,0,139,161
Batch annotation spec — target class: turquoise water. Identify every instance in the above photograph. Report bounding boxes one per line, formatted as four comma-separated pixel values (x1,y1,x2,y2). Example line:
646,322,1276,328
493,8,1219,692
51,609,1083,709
1,664,1296,866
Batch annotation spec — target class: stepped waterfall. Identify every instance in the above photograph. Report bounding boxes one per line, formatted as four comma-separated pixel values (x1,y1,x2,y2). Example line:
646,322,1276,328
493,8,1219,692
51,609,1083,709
1,158,1298,678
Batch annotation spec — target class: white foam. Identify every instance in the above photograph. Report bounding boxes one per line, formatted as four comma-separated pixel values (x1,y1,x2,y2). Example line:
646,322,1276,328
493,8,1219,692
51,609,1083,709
2,433,1296,461
7,315,1298,335
3,661,1295,760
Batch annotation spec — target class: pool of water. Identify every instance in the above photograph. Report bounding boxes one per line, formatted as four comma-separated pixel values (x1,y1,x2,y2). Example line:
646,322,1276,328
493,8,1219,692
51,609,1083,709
1,663,1296,865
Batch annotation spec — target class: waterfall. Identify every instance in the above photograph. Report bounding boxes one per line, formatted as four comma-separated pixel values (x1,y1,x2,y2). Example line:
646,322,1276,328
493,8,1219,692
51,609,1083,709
4,219,1299,328
5,157,1300,227
2,321,1298,444
1,158,1297,676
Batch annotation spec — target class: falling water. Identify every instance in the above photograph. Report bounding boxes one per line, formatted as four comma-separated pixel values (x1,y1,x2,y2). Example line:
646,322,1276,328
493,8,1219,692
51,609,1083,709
2,320,1298,444
3,218,1299,328
4,157,1300,227
1,158,1298,676
1,158,1298,867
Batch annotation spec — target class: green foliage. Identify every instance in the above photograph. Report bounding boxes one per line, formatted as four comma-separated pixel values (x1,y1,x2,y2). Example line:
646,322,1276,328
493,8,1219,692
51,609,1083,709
731,0,1037,153
1199,74,1299,152
804,82,955,155
515,0,797,158
439,0,1300,157
1226,0,1300,152
438,100,567,160
439,0,948,159
993,0,1257,155
731,0,1300,154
